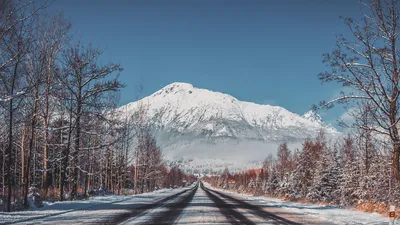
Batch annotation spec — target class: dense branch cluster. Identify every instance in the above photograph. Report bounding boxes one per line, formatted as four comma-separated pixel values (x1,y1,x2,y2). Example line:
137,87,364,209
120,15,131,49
316,0,400,180
0,0,192,212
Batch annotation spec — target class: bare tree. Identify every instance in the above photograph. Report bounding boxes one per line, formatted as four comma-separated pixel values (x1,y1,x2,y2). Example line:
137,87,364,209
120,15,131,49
21,42,43,207
316,0,400,180
0,0,134,211
59,43,123,200
0,0,47,71
0,5,35,212
35,12,71,196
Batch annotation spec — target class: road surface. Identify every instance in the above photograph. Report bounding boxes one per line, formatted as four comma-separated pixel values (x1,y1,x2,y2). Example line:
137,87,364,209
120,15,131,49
112,182,306,225
5,182,321,225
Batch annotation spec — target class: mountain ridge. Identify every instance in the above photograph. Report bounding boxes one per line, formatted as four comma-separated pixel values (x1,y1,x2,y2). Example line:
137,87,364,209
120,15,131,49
120,82,338,142
119,82,340,172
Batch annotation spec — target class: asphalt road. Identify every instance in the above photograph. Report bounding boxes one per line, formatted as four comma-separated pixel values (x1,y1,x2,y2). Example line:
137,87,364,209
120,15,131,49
113,182,301,225
7,182,307,225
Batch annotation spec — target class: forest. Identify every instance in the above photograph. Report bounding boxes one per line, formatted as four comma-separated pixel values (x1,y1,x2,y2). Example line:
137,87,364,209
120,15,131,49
0,0,195,212
205,130,399,216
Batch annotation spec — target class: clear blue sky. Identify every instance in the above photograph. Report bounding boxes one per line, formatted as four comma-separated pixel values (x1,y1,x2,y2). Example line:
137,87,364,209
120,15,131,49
47,0,365,126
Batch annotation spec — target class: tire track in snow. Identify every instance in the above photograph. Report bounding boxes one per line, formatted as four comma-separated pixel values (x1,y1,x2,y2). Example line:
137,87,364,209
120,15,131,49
138,183,197,225
106,184,198,224
201,182,256,225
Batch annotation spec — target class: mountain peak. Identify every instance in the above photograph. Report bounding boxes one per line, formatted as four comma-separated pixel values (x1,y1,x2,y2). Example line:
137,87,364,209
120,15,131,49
151,82,195,97
303,110,323,123
164,82,194,90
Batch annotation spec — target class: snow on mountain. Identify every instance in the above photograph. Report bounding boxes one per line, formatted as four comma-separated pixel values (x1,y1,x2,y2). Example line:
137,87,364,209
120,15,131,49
119,82,340,172
302,110,323,123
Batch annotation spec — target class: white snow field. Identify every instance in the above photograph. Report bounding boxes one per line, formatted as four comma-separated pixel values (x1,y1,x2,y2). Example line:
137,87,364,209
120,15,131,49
0,185,195,225
203,183,392,225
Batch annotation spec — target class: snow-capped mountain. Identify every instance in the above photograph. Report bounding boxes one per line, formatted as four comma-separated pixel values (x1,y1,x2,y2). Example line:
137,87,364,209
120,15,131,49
119,82,340,172
302,110,323,123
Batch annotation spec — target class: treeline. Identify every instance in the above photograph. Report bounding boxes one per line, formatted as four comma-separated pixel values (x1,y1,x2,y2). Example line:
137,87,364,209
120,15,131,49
0,0,125,211
206,131,399,213
130,131,197,194
0,0,191,212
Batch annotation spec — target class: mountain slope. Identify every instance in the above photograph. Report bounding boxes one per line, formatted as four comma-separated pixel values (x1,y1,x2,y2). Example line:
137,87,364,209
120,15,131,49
119,82,340,172
121,82,338,141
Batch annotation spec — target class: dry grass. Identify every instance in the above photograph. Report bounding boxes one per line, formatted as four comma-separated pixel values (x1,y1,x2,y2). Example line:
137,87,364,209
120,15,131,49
355,202,400,219
44,187,60,202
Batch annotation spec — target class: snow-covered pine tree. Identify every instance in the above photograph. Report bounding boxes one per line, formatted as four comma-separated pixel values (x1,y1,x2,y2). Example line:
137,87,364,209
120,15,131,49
307,146,341,204
337,135,360,205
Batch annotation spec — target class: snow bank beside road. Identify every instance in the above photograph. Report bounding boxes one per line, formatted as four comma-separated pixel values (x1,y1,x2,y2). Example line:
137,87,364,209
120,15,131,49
203,182,391,225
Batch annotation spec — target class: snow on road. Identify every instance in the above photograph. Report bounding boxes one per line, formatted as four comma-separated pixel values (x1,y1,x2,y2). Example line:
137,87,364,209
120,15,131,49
175,185,231,225
0,182,394,225
205,188,287,224
0,185,195,225
203,183,391,225
121,186,194,225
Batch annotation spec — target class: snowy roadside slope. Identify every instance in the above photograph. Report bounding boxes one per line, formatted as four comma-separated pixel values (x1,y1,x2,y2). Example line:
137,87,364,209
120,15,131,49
0,185,195,225
203,183,390,225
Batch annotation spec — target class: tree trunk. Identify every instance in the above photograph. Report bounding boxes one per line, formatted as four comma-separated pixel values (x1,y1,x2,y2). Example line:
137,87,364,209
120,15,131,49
2,144,5,202
42,64,51,197
6,58,18,212
84,173,88,198
390,99,400,181
99,154,103,188
71,84,82,200
60,96,73,202
392,141,400,181
24,88,39,207
20,125,25,194
6,94,13,212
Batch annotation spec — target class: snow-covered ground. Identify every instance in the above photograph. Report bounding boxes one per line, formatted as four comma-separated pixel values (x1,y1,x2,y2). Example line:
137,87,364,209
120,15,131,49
203,183,392,225
1,183,394,225
0,185,195,225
